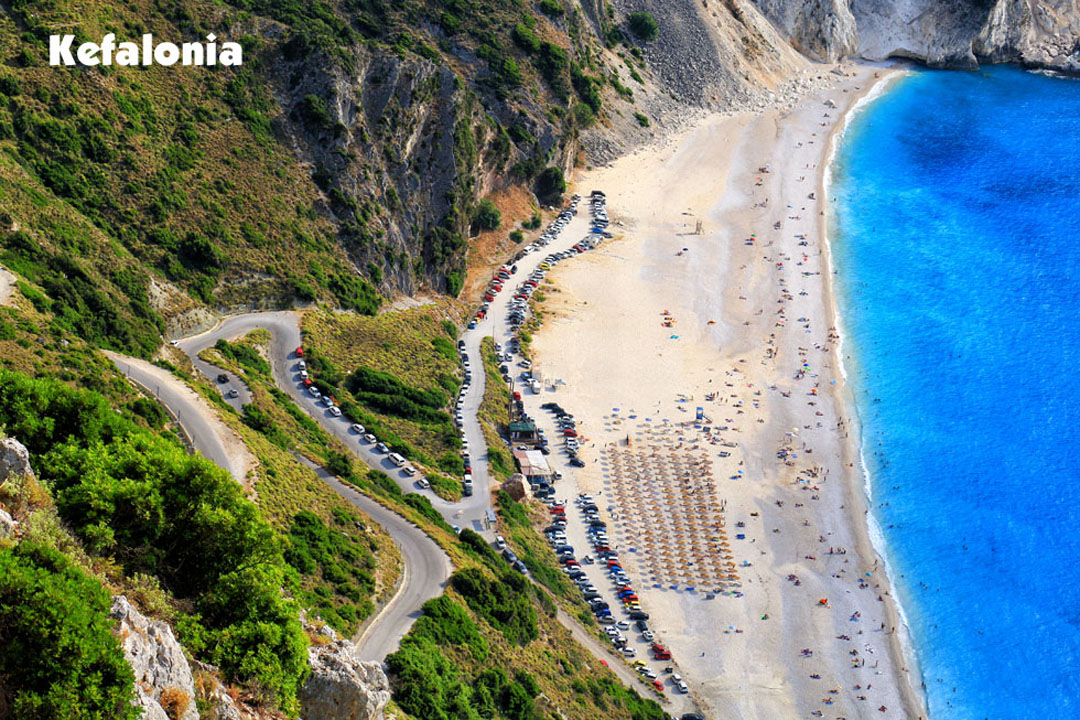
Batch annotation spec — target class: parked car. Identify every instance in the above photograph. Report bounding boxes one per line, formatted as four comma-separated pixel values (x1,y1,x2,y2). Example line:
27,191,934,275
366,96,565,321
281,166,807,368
217,373,228,383
227,388,239,398
351,423,365,434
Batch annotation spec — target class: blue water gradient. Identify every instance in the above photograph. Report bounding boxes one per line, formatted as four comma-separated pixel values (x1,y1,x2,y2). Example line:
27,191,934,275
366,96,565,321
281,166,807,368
830,66,1080,718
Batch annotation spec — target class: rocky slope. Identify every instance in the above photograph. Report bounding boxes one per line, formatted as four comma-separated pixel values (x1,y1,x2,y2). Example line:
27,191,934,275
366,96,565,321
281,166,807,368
752,0,1080,69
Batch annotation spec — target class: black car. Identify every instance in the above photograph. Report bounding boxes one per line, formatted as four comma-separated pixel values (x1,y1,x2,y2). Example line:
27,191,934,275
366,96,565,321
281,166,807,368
628,611,650,620
635,620,649,632
217,373,228,383
681,715,706,720
569,458,586,468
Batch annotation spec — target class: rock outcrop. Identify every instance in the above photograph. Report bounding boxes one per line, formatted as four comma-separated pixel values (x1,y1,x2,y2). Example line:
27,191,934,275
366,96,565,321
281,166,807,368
752,0,858,62
110,596,199,720
0,437,33,483
751,0,1080,70
501,473,532,501
300,625,391,720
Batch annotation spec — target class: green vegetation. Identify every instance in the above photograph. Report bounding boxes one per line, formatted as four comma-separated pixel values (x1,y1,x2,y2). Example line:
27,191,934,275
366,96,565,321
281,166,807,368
451,567,538,645
635,112,651,128
473,197,502,231
0,370,308,713
509,229,525,243
537,166,567,202
285,510,377,631
302,304,465,488
0,543,138,720
629,12,660,42
386,555,667,720
539,0,565,18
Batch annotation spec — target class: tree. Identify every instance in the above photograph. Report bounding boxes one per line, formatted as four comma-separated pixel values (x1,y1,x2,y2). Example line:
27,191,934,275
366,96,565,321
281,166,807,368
536,166,566,202
472,197,501,231
629,12,659,41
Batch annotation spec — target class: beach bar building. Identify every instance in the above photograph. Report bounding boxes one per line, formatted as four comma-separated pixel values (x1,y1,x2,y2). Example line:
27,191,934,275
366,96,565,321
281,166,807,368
512,449,552,484
508,419,541,447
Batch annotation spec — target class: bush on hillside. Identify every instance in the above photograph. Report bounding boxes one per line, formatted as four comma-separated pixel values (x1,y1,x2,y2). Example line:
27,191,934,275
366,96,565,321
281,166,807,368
472,197,501,231
0,543,139,720
629,12,659,41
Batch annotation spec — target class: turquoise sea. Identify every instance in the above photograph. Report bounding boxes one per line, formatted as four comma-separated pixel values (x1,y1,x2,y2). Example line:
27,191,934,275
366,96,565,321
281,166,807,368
830,66,1080,718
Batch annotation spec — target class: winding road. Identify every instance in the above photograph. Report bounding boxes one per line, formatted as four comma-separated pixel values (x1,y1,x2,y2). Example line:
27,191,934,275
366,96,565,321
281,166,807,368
106,198,680,699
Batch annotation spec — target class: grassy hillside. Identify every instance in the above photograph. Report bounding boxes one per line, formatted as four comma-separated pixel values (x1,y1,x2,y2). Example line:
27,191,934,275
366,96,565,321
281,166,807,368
0,0,628,357
387,530,667,720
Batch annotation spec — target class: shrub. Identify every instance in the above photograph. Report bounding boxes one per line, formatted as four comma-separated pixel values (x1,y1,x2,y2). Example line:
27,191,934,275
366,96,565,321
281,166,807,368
629,12,659,41
511,24,540,53
450,567,538,645
539,0,563,17
0,371,310,712
536,166,566,201
635,112,650,127
473,197,501,231
509,230,524,243
0,543,139,720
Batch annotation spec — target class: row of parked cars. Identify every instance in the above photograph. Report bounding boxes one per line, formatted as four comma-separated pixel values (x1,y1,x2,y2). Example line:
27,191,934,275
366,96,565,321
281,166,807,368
454,339,474,496
541,402,587,468
294,347,418,479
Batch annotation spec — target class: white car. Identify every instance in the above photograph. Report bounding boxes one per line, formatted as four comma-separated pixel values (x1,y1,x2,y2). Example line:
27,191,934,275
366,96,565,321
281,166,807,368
329,406,342,417
351,423,365,434
363,433,376,443
495,535,507,550
403,466,417,477
676,681,689,694
417,478,430,489
297,360,307,370
308,386,321,397
621,647,636,657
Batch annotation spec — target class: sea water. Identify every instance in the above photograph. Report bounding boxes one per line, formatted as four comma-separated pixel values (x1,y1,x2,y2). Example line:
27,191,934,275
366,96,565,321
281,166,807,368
830,66,1080,718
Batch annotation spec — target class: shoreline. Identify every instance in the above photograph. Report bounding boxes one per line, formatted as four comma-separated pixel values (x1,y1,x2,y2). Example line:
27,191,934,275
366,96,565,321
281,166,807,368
528,61,928,718
816,67,929,718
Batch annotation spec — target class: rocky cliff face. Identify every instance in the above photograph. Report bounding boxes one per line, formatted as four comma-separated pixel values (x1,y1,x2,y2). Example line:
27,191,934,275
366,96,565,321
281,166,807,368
752,0,858,62
110,596,200,720
751,0,1080,69
300,624,391,720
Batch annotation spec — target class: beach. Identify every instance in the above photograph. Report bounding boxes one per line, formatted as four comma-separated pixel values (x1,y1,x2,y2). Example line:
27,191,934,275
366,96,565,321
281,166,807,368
528,63,927,719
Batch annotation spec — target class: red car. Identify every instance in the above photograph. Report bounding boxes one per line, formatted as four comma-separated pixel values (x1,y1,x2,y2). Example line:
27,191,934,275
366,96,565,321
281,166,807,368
302,378,313,387
651,680,664,692
484,293,495,302
563,429,578,437
295,346,304,357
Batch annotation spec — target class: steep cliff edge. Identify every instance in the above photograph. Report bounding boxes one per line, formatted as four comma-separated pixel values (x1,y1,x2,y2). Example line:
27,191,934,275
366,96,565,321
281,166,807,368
752,0,858,62
751,0,1080,70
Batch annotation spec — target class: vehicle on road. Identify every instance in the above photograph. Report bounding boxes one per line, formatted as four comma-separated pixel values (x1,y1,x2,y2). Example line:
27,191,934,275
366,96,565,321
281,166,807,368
227,388,239,398
388,452,406,467
375,442,389,454
417,478,430,489
217,373,228,383
351,423,365,433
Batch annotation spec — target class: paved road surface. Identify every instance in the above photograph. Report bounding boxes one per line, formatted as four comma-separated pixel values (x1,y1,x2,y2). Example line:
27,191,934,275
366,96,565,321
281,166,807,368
105,351,249,483
298,457,451,662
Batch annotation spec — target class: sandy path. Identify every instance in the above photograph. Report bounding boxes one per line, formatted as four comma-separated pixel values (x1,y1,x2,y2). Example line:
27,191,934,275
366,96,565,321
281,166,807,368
528,63,927,720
